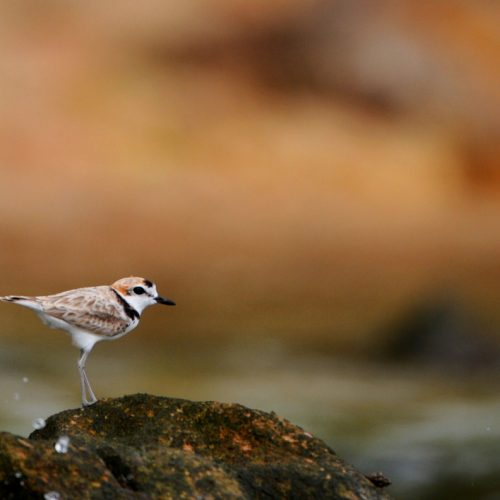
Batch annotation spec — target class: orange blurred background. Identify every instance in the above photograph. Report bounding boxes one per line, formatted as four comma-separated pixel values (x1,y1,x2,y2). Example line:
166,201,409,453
1,1,499,349
0,2,499,498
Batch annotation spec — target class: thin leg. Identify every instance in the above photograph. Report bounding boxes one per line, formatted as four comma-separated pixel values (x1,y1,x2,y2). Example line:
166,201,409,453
78,349,97,407
82,366,97,404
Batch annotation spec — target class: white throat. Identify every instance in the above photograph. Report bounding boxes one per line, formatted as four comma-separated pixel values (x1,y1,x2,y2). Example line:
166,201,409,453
116,290,157,315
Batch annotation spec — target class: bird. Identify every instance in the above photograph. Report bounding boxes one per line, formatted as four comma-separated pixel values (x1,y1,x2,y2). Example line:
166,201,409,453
0,277,175,406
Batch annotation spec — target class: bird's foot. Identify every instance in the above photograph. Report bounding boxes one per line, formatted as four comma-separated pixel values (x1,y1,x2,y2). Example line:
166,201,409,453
82,398,98,408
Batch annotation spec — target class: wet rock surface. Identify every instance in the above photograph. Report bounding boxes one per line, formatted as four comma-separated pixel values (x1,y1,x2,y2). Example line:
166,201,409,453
0,394,390,499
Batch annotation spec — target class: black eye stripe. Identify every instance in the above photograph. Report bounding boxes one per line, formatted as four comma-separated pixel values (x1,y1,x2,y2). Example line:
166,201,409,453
133,286,145,295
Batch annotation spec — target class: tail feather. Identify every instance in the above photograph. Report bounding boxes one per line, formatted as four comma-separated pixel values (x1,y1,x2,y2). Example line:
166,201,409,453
0,295,29,302
0,295,42,311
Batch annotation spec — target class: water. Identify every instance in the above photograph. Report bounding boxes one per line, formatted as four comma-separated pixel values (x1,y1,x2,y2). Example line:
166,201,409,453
44,492,60,500
32,417,46,430
54,435,70,454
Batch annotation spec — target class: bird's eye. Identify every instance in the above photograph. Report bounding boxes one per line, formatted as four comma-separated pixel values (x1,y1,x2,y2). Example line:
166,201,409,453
133,286,145,295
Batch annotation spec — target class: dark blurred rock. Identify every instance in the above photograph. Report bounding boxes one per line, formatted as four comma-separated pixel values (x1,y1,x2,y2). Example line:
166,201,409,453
382,299,500,371
366,472,392,488
0,394,390,499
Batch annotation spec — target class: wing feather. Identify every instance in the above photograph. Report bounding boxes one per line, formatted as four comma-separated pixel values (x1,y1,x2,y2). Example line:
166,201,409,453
38,286,131,337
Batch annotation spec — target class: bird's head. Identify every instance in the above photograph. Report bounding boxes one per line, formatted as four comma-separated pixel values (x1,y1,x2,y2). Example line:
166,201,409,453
111,277,175,314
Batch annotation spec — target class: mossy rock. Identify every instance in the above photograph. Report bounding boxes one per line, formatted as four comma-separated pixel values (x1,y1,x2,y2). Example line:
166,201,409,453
0,394,391,499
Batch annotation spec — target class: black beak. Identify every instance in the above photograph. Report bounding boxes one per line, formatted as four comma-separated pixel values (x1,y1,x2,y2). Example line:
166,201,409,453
156,296,176,306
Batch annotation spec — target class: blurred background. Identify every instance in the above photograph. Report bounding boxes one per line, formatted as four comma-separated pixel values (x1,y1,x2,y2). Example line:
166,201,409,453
0,1,499,498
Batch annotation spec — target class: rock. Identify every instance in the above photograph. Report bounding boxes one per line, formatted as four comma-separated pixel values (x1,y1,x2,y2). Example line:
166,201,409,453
0,394,390,499
365,472,392,489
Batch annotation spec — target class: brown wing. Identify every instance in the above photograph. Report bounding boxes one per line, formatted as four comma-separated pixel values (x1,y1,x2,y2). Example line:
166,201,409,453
38,286,131,336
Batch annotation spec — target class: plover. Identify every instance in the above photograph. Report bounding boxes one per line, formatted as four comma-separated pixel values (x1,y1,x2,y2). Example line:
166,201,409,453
0,277,175,406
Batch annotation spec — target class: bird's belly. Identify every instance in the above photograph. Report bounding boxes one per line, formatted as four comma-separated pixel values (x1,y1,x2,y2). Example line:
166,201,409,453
71,330,105,351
